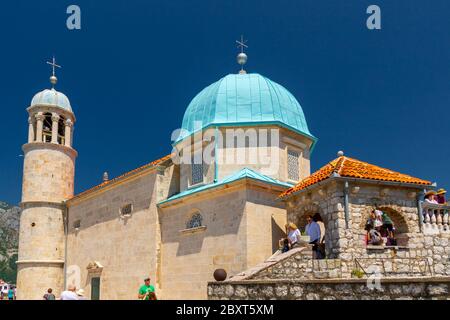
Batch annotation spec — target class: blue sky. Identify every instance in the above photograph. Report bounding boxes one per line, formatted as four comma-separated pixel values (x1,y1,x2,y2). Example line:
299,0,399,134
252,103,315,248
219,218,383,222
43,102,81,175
0,0,449,205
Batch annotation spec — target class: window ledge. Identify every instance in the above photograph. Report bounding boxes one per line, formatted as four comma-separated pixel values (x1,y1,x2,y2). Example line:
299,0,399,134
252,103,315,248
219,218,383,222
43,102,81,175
188,182,206,189
179,226,207,234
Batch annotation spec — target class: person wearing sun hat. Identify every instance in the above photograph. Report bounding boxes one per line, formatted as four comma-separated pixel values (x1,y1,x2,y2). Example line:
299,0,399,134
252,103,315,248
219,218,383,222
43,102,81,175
76,288,87,300
286,222,301,249
436,188,447,204
424,190,438,204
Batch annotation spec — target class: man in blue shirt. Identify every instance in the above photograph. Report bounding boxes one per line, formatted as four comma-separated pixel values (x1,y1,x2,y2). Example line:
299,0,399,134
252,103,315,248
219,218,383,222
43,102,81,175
305,215,323,259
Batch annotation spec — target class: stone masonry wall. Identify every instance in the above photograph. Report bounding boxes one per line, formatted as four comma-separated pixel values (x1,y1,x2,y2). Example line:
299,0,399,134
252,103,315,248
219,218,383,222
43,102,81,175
208,278,450,300
247,248,342,280
66,172,159,300
287,181,450,278
159,186,249,300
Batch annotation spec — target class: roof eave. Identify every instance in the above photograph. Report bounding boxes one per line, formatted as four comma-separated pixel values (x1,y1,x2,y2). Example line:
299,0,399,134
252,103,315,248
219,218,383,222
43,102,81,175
172,121,317,152
280,176,432,201
67,157,172,205
158,176,290,208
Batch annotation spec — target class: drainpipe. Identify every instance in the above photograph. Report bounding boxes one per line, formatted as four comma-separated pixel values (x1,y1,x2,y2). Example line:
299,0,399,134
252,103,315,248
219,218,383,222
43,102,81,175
214,127,219,183
417,189,425,232
344,181,349,229
63,201,68,290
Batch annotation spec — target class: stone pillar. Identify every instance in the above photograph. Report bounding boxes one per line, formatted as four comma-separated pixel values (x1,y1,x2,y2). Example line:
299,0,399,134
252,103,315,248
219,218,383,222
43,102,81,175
51,113,60,144
64,119,73,148
35,113,45,143
28,116,35,143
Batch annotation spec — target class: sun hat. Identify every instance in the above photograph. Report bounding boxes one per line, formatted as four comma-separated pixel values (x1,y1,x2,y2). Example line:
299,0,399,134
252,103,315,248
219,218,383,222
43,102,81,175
288,222,298,230
425,190,437,197
76,289,85,296
437,188,447,195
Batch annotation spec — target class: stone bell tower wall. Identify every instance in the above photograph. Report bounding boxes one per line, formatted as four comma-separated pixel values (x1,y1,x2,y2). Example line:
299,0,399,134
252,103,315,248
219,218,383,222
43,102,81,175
21,143,76,203
17,141,76,299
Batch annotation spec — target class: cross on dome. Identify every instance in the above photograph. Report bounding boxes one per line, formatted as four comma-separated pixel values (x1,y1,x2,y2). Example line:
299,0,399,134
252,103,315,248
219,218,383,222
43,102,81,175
46,56,62,88
236,35,248,74
236,35,248,53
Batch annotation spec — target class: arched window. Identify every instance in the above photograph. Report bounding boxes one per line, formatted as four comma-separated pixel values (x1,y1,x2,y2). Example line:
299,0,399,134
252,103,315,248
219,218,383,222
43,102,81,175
42,113,53,143
186,212,203,229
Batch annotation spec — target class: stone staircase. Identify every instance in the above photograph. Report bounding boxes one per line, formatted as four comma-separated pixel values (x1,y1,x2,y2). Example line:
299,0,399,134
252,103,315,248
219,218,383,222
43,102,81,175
226,245,343,282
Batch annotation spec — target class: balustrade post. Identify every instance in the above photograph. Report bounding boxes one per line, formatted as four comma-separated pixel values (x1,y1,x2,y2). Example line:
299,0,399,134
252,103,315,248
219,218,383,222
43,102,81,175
431,210,437,224
424,210,431,224
437,209,443,231
443,210,449,231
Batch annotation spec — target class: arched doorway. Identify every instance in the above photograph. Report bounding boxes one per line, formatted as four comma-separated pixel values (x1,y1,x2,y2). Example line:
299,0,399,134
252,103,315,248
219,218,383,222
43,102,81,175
291,204,329,258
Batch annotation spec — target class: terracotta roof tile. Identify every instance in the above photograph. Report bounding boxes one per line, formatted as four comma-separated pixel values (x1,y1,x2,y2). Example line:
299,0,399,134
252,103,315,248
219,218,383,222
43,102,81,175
69,154,173,201
280,156,431,198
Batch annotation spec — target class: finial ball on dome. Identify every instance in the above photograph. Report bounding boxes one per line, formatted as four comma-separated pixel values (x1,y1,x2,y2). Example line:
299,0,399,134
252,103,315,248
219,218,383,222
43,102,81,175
50,75,58,86
237,52,247,66
337,151,344,157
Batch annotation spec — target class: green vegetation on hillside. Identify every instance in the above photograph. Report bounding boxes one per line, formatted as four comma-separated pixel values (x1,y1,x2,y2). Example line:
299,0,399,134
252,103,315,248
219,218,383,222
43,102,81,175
0,201,20,283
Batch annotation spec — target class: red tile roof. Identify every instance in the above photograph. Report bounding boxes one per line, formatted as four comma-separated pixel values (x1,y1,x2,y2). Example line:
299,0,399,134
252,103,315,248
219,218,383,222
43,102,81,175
280,156,432,198
69,154,173,201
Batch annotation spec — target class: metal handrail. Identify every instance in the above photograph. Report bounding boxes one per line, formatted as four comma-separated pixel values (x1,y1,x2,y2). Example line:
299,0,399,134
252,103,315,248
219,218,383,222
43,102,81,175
353,257,432,277
421,202,450,210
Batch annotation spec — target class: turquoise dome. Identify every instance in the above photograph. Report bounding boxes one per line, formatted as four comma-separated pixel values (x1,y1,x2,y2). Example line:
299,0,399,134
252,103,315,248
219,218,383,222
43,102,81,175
31,88,72,112
177,73,315,143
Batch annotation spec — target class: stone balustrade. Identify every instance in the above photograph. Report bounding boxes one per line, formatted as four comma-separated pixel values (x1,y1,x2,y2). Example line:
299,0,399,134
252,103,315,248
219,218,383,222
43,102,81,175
422,202,450,235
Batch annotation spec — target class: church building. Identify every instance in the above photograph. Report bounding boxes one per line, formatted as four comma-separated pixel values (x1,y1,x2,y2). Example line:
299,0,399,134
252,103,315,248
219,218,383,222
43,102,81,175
16,49,442,300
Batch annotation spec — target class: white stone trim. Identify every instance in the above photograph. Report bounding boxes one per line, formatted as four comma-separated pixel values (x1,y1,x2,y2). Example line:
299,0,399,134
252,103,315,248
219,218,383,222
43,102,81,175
22,141,78,158
27,104,76,123
179,226,207,234
16,260,64,265
282,136,307,150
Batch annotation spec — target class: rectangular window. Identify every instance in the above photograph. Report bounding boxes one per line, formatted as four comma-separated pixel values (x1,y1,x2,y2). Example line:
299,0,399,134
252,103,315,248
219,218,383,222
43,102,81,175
73,219,81,230
191,153,203,185
287,149,300,181
91,277,100,300
191,163,204,185
120,203,133,216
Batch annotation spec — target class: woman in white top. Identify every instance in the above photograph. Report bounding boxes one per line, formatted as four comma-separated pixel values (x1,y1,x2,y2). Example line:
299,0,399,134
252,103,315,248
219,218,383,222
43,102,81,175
424,190,438,204
423,190,439,221
286,222,301,248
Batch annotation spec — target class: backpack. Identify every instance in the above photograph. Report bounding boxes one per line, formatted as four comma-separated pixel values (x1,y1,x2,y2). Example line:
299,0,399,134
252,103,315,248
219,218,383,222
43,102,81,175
370,230,382,245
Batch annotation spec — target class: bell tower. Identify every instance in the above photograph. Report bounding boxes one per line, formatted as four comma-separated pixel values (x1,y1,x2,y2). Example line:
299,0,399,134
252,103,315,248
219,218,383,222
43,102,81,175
16,58,77,299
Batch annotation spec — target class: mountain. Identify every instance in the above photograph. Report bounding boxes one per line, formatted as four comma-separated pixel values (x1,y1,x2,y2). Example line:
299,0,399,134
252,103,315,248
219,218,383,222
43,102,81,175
0,201,20,283
0,201,11,210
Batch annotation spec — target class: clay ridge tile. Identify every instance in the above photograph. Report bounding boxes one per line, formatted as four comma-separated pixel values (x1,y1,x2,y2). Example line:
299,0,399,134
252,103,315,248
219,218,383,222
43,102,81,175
279,156,431,199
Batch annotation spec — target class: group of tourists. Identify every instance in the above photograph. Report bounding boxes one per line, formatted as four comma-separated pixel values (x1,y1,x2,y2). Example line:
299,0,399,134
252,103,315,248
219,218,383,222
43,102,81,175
0,282,15,300
424,189,447,205
365,209,396,246
46,285,87,300
39,277,157,300
281,213,326,259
